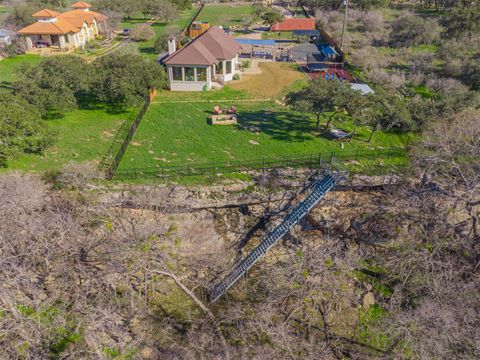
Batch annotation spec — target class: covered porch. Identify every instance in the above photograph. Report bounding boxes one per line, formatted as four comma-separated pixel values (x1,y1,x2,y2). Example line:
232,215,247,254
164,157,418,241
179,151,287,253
167,57,239,91
24,32,79,52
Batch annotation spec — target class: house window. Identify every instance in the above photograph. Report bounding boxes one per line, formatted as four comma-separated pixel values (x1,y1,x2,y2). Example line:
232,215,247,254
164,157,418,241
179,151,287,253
226,60,232,74
197,67,207,81
217,61,223,74
172,67,182,81
184,67,195,81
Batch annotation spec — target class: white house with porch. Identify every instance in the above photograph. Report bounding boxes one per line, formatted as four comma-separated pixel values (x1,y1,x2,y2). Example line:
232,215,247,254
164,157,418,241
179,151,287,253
163,26,241,91
18,2,107,52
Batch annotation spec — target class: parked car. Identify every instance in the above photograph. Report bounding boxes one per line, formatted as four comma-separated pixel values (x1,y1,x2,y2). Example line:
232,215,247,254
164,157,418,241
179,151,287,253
121,29,130,36
35,41,51,48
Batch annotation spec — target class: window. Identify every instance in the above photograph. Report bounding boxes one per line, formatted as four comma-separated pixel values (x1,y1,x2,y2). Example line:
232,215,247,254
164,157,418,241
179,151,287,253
184,67,195,81
197,67,207,82
217,61,223,74
172,67,182,81
226,60,232,74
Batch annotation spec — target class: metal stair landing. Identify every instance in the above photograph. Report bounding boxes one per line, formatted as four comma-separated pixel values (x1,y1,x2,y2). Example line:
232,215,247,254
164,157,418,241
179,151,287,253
209,172,337,303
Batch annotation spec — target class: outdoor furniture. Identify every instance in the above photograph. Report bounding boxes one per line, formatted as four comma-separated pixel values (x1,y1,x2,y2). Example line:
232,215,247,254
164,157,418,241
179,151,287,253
330,127,353,141
210,114,238,125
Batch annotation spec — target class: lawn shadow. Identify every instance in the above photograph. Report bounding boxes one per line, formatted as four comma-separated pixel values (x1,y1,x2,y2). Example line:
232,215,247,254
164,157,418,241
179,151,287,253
236,109,316,142
77,95,131,115
0,80,13,91
138,46,156,56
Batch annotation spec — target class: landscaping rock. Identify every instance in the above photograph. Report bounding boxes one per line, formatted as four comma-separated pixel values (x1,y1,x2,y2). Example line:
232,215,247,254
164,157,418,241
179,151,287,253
249,140,260,145
363,292,375,308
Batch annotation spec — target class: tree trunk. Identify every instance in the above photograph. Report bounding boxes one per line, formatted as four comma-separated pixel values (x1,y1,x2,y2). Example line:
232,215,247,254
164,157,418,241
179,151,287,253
148,269,230,359
349,127,356,142
324,111,339,130
367,129,377,143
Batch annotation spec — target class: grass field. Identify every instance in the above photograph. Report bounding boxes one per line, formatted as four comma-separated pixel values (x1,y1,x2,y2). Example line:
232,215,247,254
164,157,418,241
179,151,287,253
116,61,410,174
262,31,294,40
118,99,409,170
0,54,41,92
0,4,12,14
195,4,254,28
118,7,199,59
229,63,307,98
5,107,136,172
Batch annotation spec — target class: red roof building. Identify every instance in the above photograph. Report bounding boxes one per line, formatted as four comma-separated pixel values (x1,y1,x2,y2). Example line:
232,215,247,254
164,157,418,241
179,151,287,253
18,2,107,52
270,18,316,32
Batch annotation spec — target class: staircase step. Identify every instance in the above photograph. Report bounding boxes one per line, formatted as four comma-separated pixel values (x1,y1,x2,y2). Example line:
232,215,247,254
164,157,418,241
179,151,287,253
209,174,336,303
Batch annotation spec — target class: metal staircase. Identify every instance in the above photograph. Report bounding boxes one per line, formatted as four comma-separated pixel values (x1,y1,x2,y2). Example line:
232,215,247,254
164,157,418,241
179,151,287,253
209,172,338,303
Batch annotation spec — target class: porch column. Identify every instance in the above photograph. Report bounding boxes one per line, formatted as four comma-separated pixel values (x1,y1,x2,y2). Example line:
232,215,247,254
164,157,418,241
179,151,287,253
207,67,212,89
59,35,66,50
25,36,33,51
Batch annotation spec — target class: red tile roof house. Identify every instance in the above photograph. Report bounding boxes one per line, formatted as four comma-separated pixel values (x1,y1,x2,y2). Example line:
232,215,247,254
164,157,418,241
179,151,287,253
18,2,107,52
270,18,316,32
164,26,242,91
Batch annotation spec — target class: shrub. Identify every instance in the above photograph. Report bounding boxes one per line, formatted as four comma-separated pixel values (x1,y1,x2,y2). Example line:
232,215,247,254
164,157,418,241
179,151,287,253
0,94,53,164
367,68,406,90
233,73,240,80
241,60,251,69
130,24,155,42
360,11,384,32
154,34,170,53
426,77,468,96
389,12,441,47
350,47,388,71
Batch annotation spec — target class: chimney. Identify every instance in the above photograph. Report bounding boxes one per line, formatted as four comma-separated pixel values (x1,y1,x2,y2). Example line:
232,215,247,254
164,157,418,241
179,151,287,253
167,36,176,55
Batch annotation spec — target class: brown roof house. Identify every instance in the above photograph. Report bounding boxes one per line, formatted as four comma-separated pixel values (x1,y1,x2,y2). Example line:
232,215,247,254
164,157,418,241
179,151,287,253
18,2,107,52
164,26,241,91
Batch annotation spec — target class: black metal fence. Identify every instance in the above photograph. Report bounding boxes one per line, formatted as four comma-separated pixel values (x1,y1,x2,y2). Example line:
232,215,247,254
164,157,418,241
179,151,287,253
113,148,407,180
99,96,151,179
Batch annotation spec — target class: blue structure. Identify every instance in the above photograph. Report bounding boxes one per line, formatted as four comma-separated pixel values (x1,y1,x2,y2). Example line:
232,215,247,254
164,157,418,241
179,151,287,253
292,30,320,37
209,164,347,303
319,44,338,58
236,39,276,46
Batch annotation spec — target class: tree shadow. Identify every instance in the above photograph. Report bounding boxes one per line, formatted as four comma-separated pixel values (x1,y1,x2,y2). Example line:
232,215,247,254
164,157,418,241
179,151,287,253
77,95,131,115
138,46,156,56
0,81,13,92
236,109,316,142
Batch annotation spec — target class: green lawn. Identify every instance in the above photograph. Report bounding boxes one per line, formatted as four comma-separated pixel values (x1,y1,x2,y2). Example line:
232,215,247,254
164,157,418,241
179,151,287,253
0,54,41,92
5,107,136,172
0,5,12,14
118,94,410,171
118,7,199,59
262,31,294,40
195,4,254,28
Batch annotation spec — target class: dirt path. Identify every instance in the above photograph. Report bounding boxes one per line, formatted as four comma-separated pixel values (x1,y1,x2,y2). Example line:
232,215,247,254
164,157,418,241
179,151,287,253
229,62,306,98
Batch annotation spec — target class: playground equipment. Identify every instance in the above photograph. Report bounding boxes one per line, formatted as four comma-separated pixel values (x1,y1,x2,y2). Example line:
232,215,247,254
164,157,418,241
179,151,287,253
209,160,347,303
